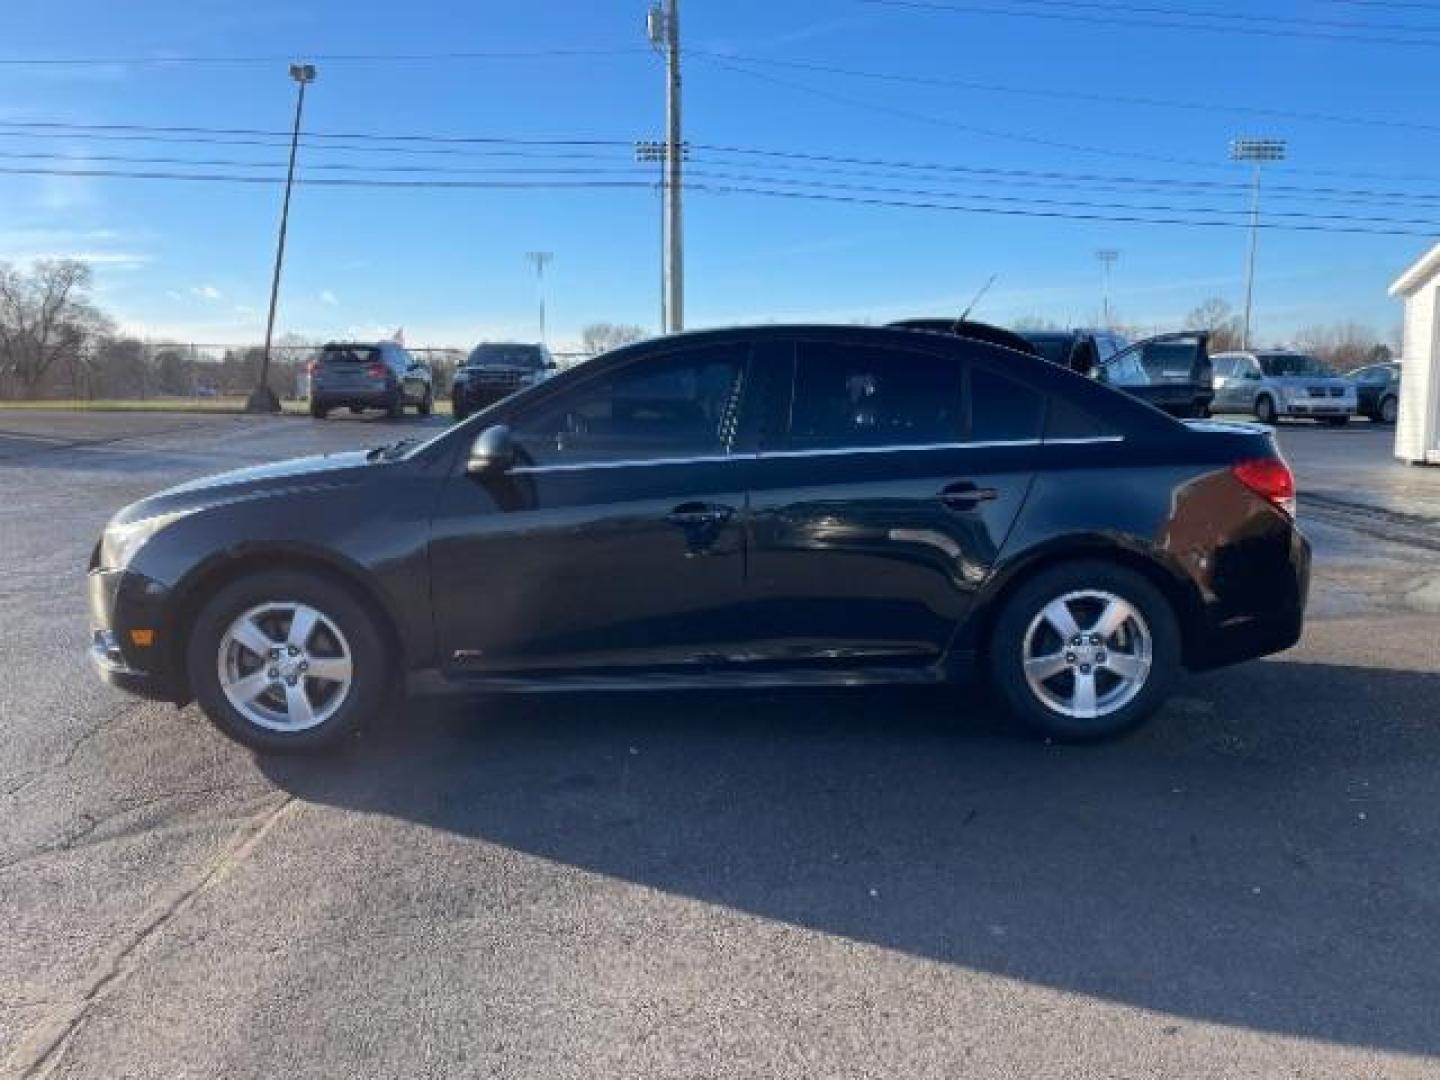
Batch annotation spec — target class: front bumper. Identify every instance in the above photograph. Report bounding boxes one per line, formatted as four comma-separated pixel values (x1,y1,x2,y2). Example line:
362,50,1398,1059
88,568,185,703
1279,399,1355,418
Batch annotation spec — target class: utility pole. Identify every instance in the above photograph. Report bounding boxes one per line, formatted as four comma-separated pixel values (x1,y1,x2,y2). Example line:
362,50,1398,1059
1230,137,1286,351
248,62,315,414
526,251,553,345
648,1,684,331
1095,249,1119,328
634,140,689,334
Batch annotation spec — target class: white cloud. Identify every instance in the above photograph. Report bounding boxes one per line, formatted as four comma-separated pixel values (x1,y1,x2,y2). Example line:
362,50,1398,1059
319,289,339,306
189,285,223,301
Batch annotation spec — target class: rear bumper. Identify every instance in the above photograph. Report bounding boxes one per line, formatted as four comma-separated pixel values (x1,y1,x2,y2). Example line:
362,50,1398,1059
312,385,398,408
1186,525,1311,671
88,568,186,703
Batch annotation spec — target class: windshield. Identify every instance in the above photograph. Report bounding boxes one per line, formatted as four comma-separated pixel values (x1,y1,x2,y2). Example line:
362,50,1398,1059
467,344,544,369
1257,352,1333,378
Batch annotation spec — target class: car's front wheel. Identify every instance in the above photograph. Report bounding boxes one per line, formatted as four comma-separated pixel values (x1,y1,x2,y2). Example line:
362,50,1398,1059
186,571,390,752
418,388,433,417
1254,395,1277,424
989,560,1181,742
1379,395,1398,424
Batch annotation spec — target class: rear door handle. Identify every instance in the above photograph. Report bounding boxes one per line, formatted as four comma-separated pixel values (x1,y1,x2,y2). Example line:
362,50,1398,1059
940,481,999,509
667,501,735,526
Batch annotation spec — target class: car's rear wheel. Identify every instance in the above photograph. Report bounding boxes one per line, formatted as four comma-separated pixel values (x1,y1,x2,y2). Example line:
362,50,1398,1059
989,560,1180,742
1380,395,1398,424
309,401,327,419
186,571,390,752
386,393,404,419
418,388,433,417
1254,395,1277,424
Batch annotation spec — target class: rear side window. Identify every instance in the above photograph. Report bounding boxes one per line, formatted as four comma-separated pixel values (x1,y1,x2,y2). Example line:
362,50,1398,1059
970,366,1045,442
789,342,963,449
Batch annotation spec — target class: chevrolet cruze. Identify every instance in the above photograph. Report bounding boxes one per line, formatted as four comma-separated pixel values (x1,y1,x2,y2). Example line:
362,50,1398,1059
89,325,1310,752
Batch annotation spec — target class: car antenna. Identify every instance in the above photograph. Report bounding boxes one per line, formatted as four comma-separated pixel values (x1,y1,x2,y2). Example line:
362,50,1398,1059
953,275,996,333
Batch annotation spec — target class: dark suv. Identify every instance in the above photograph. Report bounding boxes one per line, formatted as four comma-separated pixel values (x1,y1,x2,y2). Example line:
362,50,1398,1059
451,343,557,421
308,341,433,419
90,324,1309,753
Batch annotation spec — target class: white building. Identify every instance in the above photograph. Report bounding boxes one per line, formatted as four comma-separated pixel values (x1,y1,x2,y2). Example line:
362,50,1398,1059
1388,242,1440,465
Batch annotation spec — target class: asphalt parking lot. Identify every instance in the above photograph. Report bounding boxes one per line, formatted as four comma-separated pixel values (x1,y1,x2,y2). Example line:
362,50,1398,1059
2,410,1438,1078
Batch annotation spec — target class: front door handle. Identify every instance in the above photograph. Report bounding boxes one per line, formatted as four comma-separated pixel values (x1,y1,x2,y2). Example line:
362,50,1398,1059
667,501,735,526
939,481,999,509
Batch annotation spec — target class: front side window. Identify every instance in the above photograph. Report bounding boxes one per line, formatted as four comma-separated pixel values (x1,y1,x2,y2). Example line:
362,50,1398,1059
510,346,746,466
788,342,964,450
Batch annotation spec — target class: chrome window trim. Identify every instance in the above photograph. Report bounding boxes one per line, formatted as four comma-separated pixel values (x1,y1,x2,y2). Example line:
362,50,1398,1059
506,436,1122,475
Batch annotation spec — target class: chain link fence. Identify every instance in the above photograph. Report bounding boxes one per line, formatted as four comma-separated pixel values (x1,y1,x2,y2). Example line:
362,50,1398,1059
4,342,593,404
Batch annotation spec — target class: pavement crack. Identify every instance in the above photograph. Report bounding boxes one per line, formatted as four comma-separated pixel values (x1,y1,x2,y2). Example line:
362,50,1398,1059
6,793,300,1079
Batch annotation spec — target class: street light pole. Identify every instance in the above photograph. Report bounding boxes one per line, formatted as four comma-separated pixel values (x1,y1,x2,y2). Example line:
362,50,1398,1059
1229,137,1286,351
248,62,315,414
1095,249,1119,328
526,251,553,345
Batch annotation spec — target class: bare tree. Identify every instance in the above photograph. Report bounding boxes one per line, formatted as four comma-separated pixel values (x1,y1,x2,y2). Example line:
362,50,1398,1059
1011,314,1064,332
580,322,648,355
0,260,112,398
1184,298,1243,353
1292,321,1387,373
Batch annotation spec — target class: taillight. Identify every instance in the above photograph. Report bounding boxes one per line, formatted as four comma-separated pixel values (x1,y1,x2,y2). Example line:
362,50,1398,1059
1232,457,1296,517
367,362,388,379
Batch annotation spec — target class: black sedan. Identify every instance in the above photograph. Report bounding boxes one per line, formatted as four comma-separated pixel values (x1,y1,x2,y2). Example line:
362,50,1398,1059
89,324,1310,752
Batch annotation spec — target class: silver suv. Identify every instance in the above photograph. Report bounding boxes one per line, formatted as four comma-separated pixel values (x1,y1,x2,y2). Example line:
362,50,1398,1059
1211,350,1357,426
308,341,433,420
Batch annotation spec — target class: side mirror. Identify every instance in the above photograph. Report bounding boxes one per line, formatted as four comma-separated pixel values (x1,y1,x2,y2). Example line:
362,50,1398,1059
467,424,516,476
546,360,559,371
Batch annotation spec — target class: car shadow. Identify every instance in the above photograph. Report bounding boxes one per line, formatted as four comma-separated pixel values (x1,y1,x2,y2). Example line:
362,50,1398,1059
258,659,1440,1055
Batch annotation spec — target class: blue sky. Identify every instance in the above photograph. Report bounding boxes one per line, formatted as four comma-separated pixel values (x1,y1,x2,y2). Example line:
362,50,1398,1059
2,0,1437,350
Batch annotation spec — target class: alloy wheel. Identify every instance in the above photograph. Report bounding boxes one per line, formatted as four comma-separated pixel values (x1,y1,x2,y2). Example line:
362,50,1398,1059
1021,589,1153,720
216,602,354,732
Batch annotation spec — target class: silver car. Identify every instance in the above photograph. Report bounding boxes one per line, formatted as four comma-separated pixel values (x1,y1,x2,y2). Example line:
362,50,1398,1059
1211,350,1357,426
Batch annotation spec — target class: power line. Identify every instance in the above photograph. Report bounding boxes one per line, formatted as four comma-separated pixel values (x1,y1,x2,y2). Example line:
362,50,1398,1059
866,0,1440,35
0,47,650,66
2,161,1437,236
857,0,1440,48
697,55,1440,187
10,118,1440,201
689,48,1440,137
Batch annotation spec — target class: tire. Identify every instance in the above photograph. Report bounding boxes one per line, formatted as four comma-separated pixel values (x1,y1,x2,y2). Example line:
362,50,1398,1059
1254,395,1277,424
988,559,1181,743
1324,415,1350,427
386,392,404,420
1380,395,1398,425
309,401,328,420
418,388,433,417
452,397,468,423
349,406,363,415
186,570,391,753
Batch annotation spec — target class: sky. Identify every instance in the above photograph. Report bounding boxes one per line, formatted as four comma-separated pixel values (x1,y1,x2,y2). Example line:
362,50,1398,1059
2,0,1438,352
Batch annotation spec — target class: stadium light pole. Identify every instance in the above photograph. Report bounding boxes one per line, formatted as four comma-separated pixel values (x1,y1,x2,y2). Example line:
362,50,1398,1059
1095,249,1119,327
526,251,554,345
248,62,316,414
1230,137,1286,351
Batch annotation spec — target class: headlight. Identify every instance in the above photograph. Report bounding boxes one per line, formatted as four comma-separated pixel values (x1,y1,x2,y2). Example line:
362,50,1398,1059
101,510,189,568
